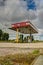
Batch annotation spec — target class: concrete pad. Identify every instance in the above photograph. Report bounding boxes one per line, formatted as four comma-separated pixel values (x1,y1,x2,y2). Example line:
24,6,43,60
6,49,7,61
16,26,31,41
0,43,43,48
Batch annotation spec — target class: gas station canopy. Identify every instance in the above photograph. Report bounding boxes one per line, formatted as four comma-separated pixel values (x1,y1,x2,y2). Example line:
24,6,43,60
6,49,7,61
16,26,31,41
10,21,38,34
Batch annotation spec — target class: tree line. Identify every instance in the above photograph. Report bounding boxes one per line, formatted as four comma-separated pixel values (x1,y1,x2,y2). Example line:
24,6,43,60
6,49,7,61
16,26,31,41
0,29,9,41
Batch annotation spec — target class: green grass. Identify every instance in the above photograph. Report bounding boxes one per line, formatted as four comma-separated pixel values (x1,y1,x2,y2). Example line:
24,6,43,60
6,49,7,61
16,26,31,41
32,50,40,54
0,40,43,43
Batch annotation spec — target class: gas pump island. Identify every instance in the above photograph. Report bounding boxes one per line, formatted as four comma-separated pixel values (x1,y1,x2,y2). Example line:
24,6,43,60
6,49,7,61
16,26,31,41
9,21,38,43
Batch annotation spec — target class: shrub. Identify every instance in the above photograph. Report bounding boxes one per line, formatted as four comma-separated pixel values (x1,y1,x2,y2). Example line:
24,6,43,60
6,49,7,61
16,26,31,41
32,49,40,54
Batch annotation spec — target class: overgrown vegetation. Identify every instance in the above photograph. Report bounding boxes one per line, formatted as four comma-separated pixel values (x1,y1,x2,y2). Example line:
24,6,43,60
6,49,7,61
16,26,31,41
32,49,40,54
0,51,40,65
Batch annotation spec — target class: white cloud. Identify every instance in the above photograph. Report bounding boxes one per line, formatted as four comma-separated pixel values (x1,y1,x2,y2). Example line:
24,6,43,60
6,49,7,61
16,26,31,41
0,0,37,22
0,0,43,39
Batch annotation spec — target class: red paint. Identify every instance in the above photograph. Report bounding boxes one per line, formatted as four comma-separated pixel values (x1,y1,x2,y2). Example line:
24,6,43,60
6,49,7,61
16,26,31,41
12,21,30,28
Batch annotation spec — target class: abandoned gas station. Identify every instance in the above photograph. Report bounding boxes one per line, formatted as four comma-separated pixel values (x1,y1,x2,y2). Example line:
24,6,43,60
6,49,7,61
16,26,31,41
9,21,38,42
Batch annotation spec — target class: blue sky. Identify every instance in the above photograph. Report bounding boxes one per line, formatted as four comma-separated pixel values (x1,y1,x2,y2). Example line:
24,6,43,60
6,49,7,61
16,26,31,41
23,0,36,10
0,0,43,40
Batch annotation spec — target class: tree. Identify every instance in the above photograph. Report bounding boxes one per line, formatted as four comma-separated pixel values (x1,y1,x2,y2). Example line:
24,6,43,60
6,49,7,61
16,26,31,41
2,33,9,41
0,29,3,40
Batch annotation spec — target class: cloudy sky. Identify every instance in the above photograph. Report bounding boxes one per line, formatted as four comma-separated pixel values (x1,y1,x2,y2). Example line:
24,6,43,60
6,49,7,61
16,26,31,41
0,0,43,39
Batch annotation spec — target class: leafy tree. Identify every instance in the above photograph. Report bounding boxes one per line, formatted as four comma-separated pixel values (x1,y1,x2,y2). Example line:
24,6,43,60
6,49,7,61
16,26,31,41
2,33,9,41
0,29,3,40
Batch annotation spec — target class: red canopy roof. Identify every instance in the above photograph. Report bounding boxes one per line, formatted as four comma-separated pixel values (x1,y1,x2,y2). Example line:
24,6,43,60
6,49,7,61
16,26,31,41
12,21,30,28
9,21,38,34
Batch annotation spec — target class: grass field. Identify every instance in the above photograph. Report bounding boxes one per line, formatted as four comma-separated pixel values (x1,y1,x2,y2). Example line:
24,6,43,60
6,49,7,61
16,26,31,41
0,40,43,43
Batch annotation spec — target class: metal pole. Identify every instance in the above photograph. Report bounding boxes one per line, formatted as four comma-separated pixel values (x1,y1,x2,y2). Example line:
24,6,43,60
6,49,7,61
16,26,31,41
16,28,19,43
30,29,32,42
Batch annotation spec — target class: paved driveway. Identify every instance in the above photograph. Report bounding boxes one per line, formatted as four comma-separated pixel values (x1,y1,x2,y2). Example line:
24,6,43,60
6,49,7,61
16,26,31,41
32,55,43,65
0,43,43,48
